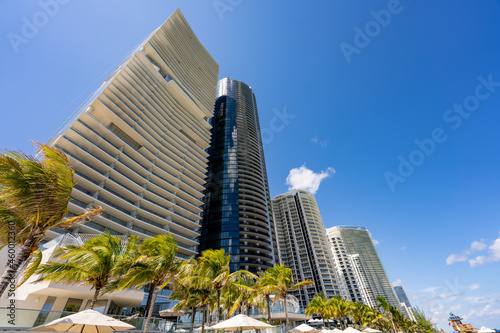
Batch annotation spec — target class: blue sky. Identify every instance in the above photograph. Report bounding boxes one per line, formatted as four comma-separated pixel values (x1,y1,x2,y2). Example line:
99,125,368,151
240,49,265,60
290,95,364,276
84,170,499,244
1,0,500,329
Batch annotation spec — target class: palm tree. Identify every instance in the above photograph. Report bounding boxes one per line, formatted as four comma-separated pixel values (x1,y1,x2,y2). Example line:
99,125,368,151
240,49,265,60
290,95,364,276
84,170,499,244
173,258,217,333
226,273,261,316
369,311,390,331
328,297,352,330
0,143,102,297
117,234,180,333
376,296,397,333
305,293,329,327
255,270,276,324
194,249,256,324
412,306,437,333
350,302,370,327
35,232,137,309
261,264,313,333
170,274,202,333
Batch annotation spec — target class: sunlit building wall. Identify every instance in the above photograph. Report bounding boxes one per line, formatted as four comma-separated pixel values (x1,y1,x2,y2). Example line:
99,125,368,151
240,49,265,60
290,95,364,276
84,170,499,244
272,190,341,308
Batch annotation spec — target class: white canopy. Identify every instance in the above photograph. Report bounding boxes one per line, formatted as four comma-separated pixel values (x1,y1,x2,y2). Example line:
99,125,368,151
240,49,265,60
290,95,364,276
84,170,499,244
478,327,495,333
208,314,274,331
343,328,363,333
308,319,322,323
289,324,320,333
362,329,382,333
28,309,135,333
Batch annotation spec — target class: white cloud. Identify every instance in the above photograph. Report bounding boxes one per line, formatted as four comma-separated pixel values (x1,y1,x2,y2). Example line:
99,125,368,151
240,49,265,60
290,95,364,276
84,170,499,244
392,279,402,287
470,241,487,252
423,286,439,293
446,232,500,267
469,283,480,291
373,238,380,246
286,165,335,194
464,304,500,321
446,253,468,265
469,255,487,267
464,295,500,306
310,136,329,148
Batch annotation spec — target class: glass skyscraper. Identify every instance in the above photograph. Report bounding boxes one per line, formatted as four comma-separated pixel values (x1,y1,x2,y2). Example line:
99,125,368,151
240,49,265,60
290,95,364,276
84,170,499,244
199,78,277,273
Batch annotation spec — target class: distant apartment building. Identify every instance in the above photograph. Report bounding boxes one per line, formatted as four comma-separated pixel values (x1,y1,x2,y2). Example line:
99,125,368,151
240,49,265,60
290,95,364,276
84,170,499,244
348,254,377,308
326,226,400,309
394,285,415,320
199,78,278,273
272,190,341,308
327,230,377,307
0,9,219,321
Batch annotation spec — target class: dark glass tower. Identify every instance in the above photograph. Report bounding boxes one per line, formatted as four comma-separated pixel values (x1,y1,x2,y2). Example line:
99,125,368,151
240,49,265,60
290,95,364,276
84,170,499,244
199,77,277,272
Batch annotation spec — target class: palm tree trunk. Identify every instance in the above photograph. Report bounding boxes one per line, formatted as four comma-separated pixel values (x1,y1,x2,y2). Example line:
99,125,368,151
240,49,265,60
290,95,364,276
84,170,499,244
323,318,326,329
266,294,271,324
284,293,289,333
144,283,156,318
216,289,221,324
390,314,397,333
89,287,101,309
0,233,38,297
190,307,197,333
143,285,159,333
201,305,206,333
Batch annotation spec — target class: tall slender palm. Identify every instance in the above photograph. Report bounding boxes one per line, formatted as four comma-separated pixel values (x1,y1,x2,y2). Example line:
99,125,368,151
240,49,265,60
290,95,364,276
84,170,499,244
328,297,353,329
261,264,313,333
350,302,370,327
226,273,260,316
305,293,329,327
194,249,256,324
412,306,437,333
376,296,397,333
171,259,214,333
0,143,101,297
255,270,276,324
117,234,180,333
35,232,137,309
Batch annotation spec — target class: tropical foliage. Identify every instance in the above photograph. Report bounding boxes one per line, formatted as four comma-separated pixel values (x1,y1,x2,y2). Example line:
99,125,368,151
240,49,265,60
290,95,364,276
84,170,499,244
0,142,101,297
35,232,138,309
305,295,437,333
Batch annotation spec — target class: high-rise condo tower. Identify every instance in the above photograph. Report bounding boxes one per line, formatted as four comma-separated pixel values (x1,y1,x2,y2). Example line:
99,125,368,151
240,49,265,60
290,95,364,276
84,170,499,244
327,226,400,308
272,190,341,308
48,9,219,260
199,78,277,273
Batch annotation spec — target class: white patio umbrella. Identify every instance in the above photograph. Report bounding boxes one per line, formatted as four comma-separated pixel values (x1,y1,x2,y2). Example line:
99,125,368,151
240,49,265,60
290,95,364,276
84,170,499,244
308,319,321,323
478,327,495,333
362,329,382,333
342,328,362,333
289,324,320,333
208,314,274,331
28,309,135,333
175,329,187,333
331,329,343,333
